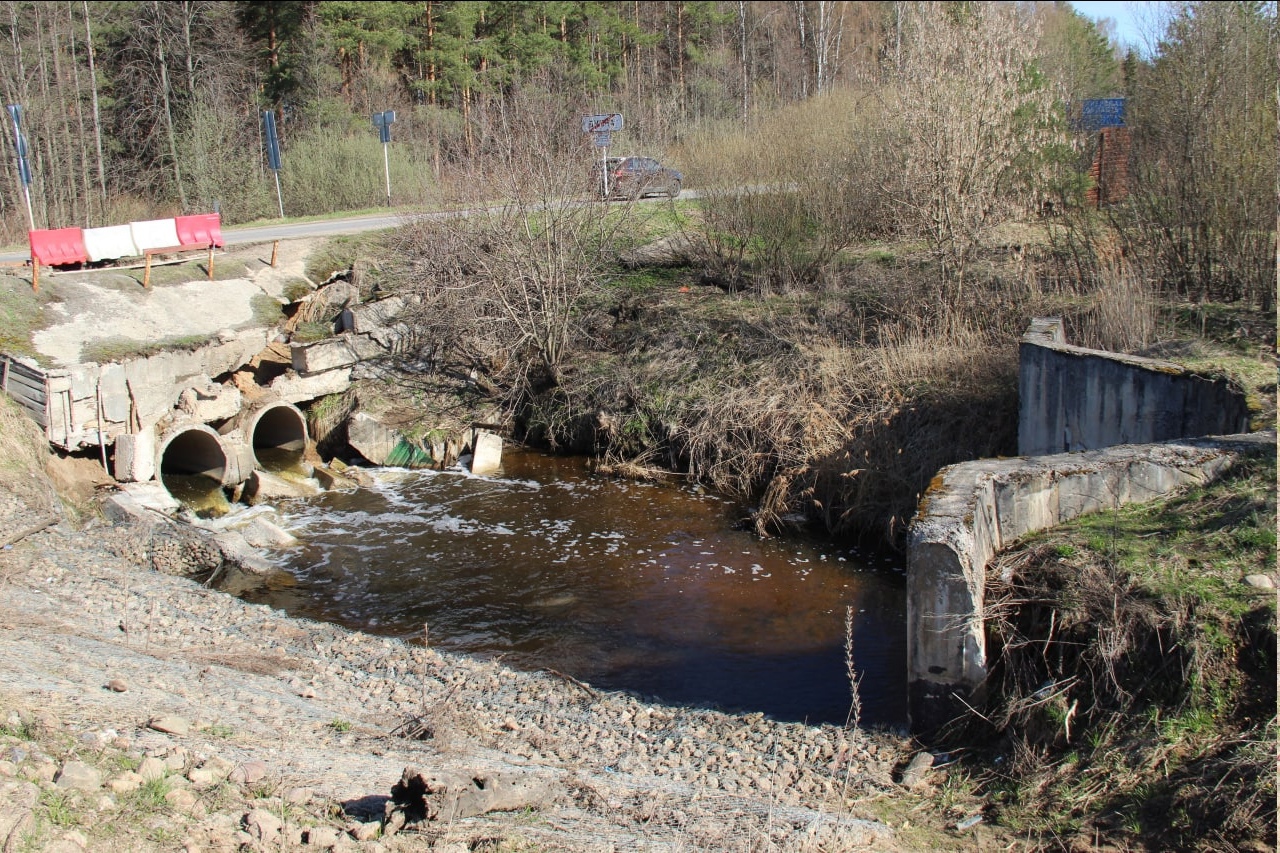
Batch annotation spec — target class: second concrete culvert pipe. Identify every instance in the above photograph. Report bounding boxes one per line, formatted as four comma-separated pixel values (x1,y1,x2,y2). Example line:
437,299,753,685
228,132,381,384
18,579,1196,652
236,400,310,473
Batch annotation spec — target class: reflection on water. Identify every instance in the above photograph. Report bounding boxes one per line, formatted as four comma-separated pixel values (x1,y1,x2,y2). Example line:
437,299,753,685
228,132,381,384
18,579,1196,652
244,449,909,727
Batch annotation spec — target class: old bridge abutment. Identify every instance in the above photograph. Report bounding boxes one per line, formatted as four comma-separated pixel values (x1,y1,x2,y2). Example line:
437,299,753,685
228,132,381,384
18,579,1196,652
905,317,1271,736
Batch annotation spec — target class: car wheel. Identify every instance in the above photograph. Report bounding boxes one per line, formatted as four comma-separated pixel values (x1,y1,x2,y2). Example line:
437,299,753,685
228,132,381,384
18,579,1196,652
667,179,682,199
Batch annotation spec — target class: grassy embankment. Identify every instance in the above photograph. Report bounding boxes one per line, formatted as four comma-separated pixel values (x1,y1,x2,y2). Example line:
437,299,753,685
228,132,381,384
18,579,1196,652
974,448,1276,850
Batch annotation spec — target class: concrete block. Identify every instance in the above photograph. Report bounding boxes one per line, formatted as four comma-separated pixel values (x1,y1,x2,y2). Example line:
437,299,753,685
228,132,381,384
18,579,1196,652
241,470,321,505
292,337,361,374
105,483,181,521
347,412,401,467
178,381,241,422
268,367,352,405
113,431,156,483
313,466,359,491
343,296,404,334
470,430,503,476
1019,319,1250,456
99,364,130,423
905,431,1274,737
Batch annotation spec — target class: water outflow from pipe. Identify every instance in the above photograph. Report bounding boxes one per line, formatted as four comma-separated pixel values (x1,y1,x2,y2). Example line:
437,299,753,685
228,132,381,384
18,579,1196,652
249,402,309,480
157,403,310,516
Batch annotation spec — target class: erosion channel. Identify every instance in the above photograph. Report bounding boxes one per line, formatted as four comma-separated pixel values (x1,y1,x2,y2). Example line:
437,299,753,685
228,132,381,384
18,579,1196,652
236,447,908,728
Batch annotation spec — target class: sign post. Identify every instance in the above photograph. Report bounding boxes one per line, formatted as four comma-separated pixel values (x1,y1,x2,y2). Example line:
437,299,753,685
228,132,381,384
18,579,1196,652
5,104,35,231
261,110,284,218
372,110,396,207
581,113,623,198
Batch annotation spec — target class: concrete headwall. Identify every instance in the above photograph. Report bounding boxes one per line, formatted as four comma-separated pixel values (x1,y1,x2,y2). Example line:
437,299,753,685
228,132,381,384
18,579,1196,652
905,431,1274,736
1018,317,1251,456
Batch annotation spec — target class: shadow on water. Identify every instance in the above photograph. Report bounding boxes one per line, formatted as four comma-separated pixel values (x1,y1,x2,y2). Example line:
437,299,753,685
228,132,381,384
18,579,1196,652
240,449,909,727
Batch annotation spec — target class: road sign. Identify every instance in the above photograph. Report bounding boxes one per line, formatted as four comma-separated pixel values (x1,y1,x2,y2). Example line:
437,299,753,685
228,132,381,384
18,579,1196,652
1080,98,1125,132
6,105,30,187
592,131,612,148
581,113,623,133
372,110,395,144
261,110,282,171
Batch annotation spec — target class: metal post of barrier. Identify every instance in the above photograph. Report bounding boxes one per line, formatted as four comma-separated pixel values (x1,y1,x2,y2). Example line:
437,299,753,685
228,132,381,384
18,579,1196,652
207,244,214,280
143,251,153,288
270,240,279,267
31,259,38,292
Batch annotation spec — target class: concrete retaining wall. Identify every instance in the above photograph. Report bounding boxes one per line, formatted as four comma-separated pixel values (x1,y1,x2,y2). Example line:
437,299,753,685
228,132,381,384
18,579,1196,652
1018,317,1250,456
905,431,1275,736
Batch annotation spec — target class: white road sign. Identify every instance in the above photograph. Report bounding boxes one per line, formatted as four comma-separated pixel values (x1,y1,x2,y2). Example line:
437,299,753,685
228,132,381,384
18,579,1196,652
581,113,623,133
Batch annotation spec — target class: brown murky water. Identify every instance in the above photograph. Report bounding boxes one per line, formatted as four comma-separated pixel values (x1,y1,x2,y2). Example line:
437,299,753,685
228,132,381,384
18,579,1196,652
241,449,908,726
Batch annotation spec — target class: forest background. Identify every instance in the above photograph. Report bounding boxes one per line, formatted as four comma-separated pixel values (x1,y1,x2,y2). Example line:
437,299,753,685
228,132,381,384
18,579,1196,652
0,0,1270,290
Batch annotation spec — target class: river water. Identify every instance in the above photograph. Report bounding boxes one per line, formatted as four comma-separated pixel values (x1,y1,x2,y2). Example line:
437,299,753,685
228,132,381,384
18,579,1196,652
241,449,908,728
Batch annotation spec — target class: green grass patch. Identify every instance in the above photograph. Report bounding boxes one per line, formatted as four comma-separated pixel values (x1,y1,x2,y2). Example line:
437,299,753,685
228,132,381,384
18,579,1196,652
0,275,45,357
38,788,81,829
81,334,215,365
291,320,333,344
304,234,381,285
128,255,249,288
250,292,286,327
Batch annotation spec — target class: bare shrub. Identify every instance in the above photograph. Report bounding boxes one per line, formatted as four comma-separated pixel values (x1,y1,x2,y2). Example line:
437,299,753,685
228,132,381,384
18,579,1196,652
678,91,898,295
384,86,647,415
1123,1,1276,310
889,2,1060,295
1074,254,1157,353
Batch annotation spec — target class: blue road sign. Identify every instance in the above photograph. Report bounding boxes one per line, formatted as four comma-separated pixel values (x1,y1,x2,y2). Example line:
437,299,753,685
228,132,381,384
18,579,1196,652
1080,98,1125,132
373,110,395,144
6,105,31,186
262,110,282,171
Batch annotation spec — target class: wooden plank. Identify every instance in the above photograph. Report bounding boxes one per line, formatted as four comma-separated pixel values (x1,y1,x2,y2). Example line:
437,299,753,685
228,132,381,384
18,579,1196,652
5,382,44,408
4,360,45,381
0,357,48,426
6,396,48,426
3,370,45,395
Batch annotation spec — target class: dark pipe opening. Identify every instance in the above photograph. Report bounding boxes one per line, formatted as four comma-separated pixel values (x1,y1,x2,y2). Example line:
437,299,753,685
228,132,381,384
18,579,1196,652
252,405,307,473
159,428,230,517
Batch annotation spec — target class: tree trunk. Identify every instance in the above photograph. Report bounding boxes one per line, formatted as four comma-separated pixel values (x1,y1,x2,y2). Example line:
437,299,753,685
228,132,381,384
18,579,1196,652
153,1,187,209
81,0,107,205
738,1,749,122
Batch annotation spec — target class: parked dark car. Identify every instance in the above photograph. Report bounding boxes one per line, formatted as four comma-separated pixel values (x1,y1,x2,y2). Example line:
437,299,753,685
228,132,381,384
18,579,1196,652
590,156,682,200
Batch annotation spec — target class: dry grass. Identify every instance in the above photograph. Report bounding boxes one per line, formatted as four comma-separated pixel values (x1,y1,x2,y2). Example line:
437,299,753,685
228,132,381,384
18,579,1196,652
974,450,1277,850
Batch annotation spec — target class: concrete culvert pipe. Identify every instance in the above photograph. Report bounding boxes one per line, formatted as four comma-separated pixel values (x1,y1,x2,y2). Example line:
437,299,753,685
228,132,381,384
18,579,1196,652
246,401,309,473
157,423,242,516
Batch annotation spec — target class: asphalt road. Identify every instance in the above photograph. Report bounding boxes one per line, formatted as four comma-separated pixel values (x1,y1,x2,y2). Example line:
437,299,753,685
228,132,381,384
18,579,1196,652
0,191,698,265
